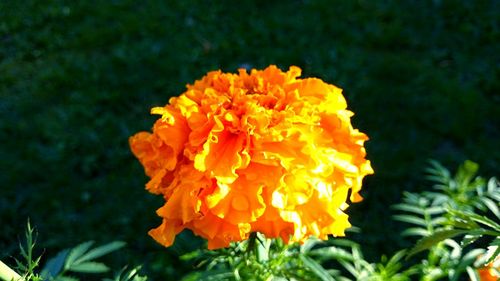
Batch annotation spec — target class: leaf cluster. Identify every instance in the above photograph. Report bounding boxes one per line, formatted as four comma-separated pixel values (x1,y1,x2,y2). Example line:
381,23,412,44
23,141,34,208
393,160,500,280
6,225,146,281
181,233,325,281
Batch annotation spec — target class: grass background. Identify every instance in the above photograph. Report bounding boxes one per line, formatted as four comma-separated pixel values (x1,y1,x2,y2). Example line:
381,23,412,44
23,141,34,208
1,0,499,279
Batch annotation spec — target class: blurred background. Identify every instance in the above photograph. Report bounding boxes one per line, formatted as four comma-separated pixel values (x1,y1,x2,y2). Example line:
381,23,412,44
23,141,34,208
1,0,499,279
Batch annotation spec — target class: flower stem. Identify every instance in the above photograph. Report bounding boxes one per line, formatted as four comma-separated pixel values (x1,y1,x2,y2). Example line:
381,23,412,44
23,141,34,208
248,232,270,263
0,260,23,281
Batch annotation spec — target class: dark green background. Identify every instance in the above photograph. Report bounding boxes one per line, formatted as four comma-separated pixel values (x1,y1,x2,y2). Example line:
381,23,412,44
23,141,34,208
1,0,499,279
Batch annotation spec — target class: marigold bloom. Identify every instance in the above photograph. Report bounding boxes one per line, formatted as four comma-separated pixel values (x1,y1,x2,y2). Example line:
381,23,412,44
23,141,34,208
130,65,373,249
477,257,500,281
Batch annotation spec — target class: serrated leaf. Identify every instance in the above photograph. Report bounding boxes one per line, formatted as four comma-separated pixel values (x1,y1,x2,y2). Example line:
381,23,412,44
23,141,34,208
68,261,109,273
73,241,126,265
299,254,335,281
18,244,28,260
407,229,468,258
41,248,70,279
64,241,94,269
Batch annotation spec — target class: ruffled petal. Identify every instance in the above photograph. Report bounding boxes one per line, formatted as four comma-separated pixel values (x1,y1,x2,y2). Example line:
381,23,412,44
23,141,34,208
130,65,373,249
194,130,250,184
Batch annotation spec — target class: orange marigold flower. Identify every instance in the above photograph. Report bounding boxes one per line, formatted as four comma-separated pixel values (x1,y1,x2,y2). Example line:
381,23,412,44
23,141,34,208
477,256,500,281
129,65,373,249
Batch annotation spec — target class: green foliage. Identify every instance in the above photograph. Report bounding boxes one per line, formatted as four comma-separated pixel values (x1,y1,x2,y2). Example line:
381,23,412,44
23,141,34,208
102,266,148,281
394,160,499,280
1,224,145,281
307,240,417,281
181,233,330,281
14,222,42,281
40,240,126,280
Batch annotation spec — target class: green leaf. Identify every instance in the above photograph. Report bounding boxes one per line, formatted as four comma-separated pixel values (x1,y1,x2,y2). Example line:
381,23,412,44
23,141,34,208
485,245,500,264
73,241,126,265
300,238,321,253
481,197,500,220
466,266,480,281
400,227,429,237
487,177,499,192
106,266,147,281
456,248,485,272
385,250,407,271
180,250,201,261
465,212,500,230
455,160,479,188
68,261,109,273
426,160,450,180
392,204,425,215
490,193,500,203
64,241,94,270
338,260,359,278
447,218,479,230
308,246,354,261
461,234,482,247
407,229,468,258
299,254,335,281
41,248,69,279
430,216,447,227
393,215,428,227
328,239,359,248
427,206,447,215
